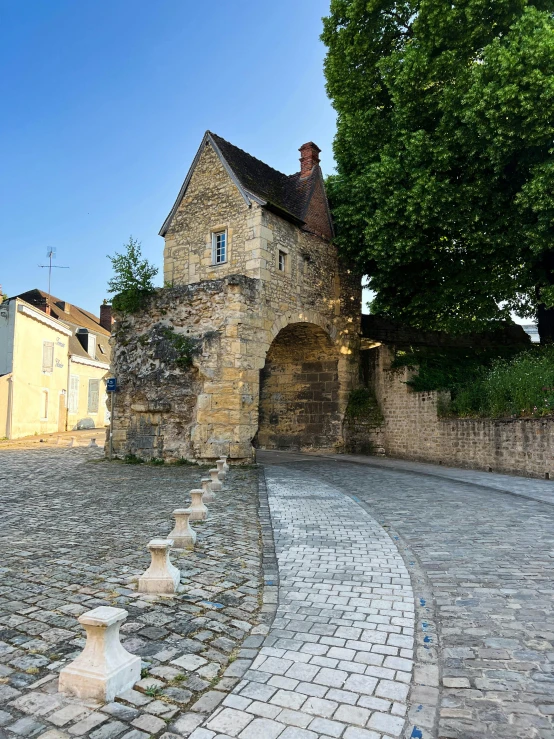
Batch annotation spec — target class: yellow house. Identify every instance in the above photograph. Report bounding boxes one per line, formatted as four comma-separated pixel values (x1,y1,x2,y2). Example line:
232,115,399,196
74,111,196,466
0,290,112,439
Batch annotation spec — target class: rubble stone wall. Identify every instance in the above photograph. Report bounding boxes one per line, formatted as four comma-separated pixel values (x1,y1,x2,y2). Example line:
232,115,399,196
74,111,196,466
350,345,554,479
111,271,360,462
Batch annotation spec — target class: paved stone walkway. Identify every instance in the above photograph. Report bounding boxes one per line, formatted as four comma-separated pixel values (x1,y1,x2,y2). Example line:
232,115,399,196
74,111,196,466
3,446,554,739
255,452,554,739
0,447,265,739
192,466,416,739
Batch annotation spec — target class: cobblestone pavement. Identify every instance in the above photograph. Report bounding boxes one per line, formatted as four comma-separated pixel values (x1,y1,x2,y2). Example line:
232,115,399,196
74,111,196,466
3,446,554,739
0,447,266,739
192,465,416,739
256,452,554,739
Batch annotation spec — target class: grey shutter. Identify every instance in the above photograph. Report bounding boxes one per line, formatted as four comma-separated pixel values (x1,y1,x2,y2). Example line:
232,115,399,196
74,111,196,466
88,379,99,413
42,342,54,373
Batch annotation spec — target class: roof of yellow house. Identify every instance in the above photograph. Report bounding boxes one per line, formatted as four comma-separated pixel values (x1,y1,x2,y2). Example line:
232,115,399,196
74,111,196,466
12,289,111,365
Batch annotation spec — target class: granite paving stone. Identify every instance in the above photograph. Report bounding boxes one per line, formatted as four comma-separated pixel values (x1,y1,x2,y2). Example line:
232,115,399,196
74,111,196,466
0,446,264,738
257,450,554,739
194,463,415,738
6,440,553,738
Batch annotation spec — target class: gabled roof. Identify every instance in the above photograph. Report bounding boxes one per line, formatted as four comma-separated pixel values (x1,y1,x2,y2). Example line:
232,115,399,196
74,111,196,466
14,290,109,335
12,289,111,364
159,131,333,239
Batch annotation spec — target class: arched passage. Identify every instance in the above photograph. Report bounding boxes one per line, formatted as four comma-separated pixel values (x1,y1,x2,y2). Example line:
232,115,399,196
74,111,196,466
255,322,341,451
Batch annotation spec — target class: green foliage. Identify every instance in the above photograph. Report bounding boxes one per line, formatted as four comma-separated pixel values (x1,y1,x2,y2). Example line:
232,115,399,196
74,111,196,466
173,457,197,466
123,453,144,464
145,685,163,698
107,237,158,314
346,387,384,424
401,345,554,417
448,347,554,417
322,1,554,339
149,458,165,465
161,327,197,369
393,346,523,392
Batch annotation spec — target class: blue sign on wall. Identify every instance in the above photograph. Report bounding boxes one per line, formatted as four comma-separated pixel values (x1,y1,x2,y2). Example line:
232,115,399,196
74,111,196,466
106,377,118,392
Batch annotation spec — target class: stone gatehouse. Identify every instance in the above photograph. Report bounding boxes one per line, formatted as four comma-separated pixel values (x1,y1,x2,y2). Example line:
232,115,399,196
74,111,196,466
110,131,361,461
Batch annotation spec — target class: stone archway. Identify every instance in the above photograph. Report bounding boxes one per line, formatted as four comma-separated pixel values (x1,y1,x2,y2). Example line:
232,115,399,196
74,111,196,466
255,322,341,451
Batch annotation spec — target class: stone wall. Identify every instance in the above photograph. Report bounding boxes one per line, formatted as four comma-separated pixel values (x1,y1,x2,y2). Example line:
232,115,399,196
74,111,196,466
110,269,359,462
112,137,361,462
257,323,341,451
349,345,554,479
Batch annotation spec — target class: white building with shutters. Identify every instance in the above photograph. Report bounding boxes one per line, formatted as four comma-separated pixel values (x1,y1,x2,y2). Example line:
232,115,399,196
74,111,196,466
0,291,111,439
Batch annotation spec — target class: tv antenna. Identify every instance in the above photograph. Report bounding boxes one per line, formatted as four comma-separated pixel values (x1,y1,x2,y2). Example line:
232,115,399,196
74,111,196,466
38,247,69,298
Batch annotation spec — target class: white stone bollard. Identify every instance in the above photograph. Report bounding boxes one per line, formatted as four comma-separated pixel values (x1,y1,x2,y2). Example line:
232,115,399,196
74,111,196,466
216,459,227,482
169,509,196,549
209,468,223,492
189,489,208,521
201,476,214,503
68,436,76,448
88,438,98,448
221,456,230,473
137,539,181,594
58,606,140,701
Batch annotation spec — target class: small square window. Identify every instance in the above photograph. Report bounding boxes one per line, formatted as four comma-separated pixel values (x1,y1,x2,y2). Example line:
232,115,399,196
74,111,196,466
278,250,287,273
212,231,227,264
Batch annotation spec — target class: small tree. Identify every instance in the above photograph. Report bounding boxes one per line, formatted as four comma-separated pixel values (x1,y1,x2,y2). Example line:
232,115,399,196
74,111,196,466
107,237,159,313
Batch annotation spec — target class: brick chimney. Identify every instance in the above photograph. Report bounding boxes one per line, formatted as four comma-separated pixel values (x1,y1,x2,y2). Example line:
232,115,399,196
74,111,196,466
56,300,71,314
37,295,51,315
299,142,321,178
100,303,113,332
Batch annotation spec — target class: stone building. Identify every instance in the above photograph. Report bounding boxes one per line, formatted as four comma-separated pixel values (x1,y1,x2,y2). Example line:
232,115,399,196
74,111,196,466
110,132,361,461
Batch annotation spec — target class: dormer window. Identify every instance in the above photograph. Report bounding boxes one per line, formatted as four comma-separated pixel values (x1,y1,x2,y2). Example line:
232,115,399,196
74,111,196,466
212,231,227,265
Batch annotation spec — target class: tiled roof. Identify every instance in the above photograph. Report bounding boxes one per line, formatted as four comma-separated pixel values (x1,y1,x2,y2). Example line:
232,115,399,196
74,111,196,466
209,132,315,223
14,290,109,335
12,289,111,364
160,131,333,238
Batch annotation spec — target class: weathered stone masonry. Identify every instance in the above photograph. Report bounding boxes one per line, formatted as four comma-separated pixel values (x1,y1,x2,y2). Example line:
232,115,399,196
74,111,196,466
111,133,361,461
347,343,554,479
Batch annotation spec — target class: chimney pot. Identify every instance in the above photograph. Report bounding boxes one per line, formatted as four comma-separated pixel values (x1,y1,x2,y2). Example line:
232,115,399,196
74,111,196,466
299,142,321,178
100,303,113,332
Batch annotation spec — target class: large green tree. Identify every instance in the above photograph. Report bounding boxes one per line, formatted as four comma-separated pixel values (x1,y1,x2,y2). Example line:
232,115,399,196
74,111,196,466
322,0,554,342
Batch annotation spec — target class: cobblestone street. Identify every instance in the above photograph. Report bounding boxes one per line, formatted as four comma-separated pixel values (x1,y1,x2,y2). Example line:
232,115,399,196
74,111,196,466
0,446,265,739
257,452,554,739
2,447,554,739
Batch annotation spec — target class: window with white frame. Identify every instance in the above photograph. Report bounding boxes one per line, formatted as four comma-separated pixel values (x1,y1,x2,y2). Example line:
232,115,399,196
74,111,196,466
40,389,49,420
278,250,287,273
68,375,80,413
88,379,100,414
42,341,54,373
212,230,227,264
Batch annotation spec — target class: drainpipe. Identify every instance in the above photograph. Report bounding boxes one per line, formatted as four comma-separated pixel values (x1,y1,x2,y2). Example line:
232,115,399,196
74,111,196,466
66,353,72,432
6,374,13,439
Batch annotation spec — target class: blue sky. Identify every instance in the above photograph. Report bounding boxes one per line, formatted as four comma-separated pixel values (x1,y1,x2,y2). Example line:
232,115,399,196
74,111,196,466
0,0,337,314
